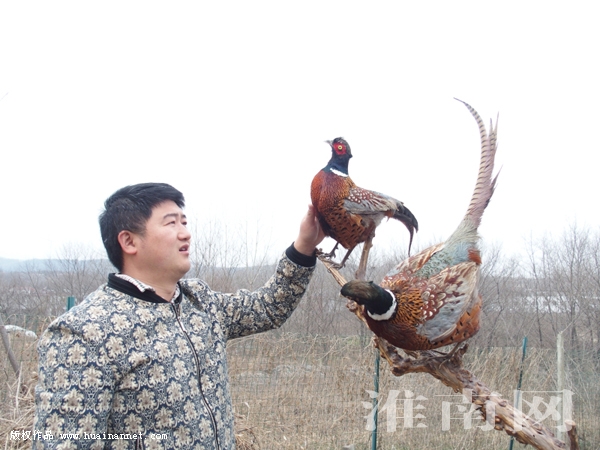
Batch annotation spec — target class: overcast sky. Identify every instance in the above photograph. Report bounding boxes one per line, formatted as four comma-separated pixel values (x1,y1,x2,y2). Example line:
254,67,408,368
1,1,598,265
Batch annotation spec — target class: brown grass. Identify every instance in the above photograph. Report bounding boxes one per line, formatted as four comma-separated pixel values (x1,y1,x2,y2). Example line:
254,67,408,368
227,333,599,449
1,374,36,449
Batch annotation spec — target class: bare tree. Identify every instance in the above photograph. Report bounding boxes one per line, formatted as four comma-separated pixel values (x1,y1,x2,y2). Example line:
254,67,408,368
44,243,111,307
523,224,600,352
187,218,279,294
473,242,524,347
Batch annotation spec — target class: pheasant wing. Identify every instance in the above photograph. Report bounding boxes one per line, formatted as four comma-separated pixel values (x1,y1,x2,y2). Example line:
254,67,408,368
416,261,479,344
386,243,446,277
342,187,398,216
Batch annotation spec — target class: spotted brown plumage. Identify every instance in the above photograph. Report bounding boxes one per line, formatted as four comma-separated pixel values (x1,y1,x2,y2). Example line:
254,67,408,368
341,99,498,351
310,137,418,275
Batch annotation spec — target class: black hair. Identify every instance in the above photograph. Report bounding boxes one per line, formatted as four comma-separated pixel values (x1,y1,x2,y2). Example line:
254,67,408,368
99,183,185,271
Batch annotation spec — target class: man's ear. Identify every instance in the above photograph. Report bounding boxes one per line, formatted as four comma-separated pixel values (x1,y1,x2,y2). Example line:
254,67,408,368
117,230,138,256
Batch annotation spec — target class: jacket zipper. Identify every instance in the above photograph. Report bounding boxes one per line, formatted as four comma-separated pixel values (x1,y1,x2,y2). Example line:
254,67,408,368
135,434,145,450
172,301,221,450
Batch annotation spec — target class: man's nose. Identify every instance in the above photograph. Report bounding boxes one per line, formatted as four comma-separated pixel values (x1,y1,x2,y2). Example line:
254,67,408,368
179,225,191,240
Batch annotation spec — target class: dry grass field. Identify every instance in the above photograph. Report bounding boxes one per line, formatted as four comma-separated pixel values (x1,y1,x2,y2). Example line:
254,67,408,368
227,333,599,449
3,317,598,449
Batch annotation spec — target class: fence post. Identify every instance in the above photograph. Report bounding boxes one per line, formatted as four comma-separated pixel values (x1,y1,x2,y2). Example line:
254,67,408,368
371,350,380,450
556,331,564,443
0,314,21,379
509,336,527,450
67,296,76,311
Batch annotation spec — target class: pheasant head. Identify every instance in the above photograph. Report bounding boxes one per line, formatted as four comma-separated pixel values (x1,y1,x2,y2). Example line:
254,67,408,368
324,137,353,175
341,280,397,321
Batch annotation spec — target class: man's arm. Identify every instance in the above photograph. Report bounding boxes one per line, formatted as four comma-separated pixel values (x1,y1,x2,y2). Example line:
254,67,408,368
182,206,326,340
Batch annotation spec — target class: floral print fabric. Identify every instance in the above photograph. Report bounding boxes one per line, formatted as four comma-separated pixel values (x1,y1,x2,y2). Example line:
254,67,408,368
34,254,314,449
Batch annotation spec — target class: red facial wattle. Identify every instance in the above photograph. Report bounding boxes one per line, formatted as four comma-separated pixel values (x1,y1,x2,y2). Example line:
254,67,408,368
334,143,346,155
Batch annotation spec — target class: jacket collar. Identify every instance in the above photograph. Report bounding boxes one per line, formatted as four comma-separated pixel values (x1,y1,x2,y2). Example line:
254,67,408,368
107,273,182,305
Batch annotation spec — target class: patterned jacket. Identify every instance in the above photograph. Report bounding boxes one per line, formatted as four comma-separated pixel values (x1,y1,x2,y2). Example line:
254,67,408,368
34,246,315,449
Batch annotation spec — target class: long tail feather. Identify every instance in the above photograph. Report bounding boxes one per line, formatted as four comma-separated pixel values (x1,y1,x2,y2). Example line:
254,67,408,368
454,98,499,229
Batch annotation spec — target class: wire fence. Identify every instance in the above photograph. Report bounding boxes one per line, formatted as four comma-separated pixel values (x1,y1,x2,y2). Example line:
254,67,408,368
2,314,599,449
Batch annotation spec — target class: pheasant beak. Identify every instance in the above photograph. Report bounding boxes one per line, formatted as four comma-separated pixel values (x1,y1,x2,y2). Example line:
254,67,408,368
340,280,379,304
325,140,333,147
342,280,397,320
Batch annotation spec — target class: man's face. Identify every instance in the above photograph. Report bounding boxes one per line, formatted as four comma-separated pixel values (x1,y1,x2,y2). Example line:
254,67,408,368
135,200,191,281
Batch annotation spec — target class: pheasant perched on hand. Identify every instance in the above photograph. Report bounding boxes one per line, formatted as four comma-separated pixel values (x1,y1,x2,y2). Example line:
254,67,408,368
341,100,499,351
311,137,418,280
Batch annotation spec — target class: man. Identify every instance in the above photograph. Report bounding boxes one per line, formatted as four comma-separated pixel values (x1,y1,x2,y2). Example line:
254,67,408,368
34,182,325,449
